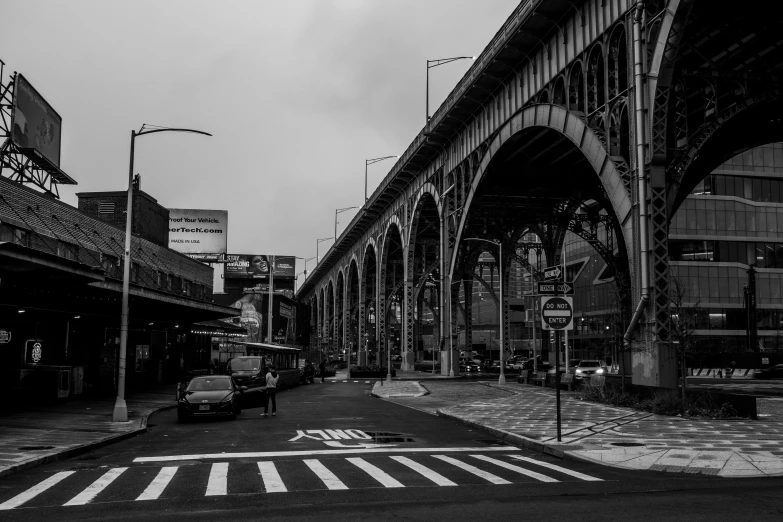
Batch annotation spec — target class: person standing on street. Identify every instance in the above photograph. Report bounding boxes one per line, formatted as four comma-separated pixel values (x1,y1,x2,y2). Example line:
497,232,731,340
319,360,326,383
264,366,279,416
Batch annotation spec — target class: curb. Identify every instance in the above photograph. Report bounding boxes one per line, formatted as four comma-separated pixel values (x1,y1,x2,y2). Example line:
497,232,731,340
371,381,429,399
0,404,176,480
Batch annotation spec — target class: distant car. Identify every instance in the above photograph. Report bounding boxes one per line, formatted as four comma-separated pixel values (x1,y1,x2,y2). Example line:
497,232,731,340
574,360,606,380
568,360,581,373
177,375,244,422
511,357,528,370
391,354,402,362
757,364,783,379
459,359,480,372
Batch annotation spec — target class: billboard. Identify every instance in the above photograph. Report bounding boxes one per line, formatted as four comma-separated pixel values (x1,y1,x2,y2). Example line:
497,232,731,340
12,74,62,167
225,255,296,279
168,209,228,254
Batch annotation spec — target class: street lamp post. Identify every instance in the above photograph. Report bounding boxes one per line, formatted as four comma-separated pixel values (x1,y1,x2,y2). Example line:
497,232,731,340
113,125,211,423
316,237,334,264
335,207,359,239
464,237,505,385
365,156,398,207
426,56,475,125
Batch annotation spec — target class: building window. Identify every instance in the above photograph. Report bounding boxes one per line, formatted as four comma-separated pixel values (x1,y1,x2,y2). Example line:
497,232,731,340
183,280,192,296
131,262,140,283
101,253,120,278
99,201,115,214
0,224,30,246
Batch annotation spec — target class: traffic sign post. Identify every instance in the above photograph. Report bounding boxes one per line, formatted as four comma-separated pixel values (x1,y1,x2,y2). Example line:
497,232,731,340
540,296,574,330
540,295,573,442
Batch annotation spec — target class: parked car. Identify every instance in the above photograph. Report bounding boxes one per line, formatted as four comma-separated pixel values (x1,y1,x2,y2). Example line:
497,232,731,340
177,375,245,422
391,354,402,362
574,360,606,380
567,360,581,374
225,356,266,391
511,356,528,370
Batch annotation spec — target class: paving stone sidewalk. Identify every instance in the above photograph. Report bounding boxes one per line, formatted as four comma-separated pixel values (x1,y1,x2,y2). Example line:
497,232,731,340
437,383,783,478
0,387,176,478
371,380,428,398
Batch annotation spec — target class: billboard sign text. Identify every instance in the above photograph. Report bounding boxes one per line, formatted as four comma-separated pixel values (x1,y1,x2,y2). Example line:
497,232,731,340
12,74,62,167
168,209,228,254
225,255,296,279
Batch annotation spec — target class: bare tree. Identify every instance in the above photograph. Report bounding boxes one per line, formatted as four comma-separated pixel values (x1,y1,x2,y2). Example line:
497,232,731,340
667,276,700,407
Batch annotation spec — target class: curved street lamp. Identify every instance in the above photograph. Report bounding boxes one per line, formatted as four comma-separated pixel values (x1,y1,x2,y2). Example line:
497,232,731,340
426,56,475,125
463,237,506,385
335,206,359,239
316,237,334,265
113,125,212,422
365,156,398,207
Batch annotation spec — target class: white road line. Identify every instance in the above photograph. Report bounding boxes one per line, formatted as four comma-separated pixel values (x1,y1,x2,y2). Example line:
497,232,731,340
432,455,511,485
133,446,520,463
303,459,348,490
346,458,405,488
0,471,76,510
136,467,178,501
205,462,228,496
365,381,370,383
63,467,127,506
390,456,457,486
509,455,603,481
353,380,359,383
471,455,558,483
257,462,287,493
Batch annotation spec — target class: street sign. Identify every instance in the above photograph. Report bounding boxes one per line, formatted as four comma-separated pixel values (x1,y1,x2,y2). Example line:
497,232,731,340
542,265,562,280
536,281,574,295
540,296,573,330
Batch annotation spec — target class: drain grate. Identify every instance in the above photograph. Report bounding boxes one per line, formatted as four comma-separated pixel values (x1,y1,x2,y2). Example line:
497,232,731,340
19,446,55,450
610,442,646,447
363,431,415,443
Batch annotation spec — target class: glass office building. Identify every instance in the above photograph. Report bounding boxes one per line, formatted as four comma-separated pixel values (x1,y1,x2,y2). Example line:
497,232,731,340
565,142,783,363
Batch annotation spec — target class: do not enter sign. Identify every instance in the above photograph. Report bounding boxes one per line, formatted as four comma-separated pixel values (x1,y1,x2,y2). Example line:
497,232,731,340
541,296,573,330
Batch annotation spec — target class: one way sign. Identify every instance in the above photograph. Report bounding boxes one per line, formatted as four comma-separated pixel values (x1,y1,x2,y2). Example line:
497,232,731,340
542,265,562,280
537,281,574,295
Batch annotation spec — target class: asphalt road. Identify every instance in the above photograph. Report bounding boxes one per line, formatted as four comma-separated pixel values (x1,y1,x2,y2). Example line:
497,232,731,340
1,380,783,521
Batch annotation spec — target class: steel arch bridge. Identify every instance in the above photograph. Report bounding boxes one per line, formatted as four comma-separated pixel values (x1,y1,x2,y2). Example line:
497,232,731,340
296,0,783,388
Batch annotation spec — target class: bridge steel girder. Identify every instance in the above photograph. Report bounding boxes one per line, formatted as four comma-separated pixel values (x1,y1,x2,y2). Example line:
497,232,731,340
298,0,782,389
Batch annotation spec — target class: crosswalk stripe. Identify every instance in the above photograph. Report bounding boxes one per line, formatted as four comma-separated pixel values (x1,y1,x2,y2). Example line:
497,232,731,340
347,458,404,488
0,471,76,510
303,459,348,490
63,467,127,506
432,455,511,485
136,466,178,501
257,462,287,493
509,456,603,481
365,381,370,383
205,463,228,496
390,456,457,486
471,455,558,483
353,380,359,383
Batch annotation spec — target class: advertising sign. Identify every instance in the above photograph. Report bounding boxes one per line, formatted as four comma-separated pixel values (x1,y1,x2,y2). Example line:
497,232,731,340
168,209,228,255
26,339,43,364
0,329,10,344
12,74,62,167
225,255,296,279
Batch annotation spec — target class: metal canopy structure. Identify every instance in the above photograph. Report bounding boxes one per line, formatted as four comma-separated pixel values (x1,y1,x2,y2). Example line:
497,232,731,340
0,59,76,199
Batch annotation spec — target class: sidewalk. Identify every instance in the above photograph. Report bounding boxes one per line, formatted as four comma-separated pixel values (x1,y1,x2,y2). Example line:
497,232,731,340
436,382,783,478
0,386,176,478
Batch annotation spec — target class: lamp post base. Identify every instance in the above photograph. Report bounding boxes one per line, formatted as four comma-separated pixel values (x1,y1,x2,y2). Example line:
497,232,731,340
386,373,392,384
498,374,506,385
112,396,128,422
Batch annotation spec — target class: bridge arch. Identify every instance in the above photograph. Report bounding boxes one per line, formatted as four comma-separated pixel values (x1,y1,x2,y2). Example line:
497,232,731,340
450,103,633,278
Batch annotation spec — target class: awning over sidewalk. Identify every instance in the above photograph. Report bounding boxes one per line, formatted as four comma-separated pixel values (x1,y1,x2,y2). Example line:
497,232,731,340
0,241,105,285
229,341,301,354
191,319,246,337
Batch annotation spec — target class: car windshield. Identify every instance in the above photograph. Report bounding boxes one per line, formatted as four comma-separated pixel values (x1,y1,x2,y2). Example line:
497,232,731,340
227,358,261,371
578,360,601,367
187,377,233,391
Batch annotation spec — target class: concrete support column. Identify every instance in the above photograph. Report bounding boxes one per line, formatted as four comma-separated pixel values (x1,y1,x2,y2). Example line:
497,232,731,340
358,269,366,366
342,278,348,363
377,259,386,367
463,278,473,353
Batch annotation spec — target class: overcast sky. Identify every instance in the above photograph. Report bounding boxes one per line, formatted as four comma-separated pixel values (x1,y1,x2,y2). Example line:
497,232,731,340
2,0,518,274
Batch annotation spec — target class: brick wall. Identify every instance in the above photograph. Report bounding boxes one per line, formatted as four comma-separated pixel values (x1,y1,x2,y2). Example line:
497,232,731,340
77,190,169,248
